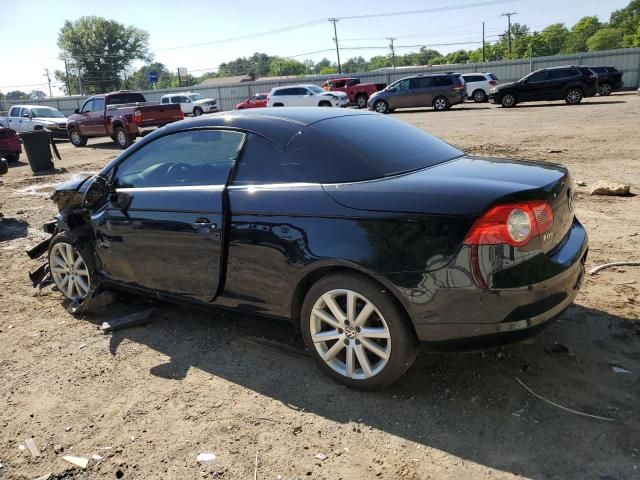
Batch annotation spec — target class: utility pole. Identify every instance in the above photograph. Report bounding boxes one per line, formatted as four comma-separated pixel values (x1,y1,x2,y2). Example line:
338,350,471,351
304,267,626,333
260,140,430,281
482,22,486,62
177,68,182,87
63,58,71,96
501,12,517,58
77,61,84,96
328,18,342,74
387,37,397,69
44,68,52,97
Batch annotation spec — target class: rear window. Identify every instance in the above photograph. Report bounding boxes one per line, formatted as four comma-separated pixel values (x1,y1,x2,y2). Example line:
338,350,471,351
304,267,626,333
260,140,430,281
489,73,498,80
287,115,462,183
433,76,454,86
106,93,146,105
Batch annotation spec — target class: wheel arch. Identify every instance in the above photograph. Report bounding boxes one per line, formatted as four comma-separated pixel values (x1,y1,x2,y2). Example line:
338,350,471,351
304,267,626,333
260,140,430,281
289,263,415,336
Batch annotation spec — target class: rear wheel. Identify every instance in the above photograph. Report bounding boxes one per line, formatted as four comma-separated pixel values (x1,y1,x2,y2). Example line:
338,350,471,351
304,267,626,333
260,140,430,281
68,127,87,147
273,103,284,107
48,232,96,302
432,96,450,111
301,272,418,390
472,89,487,103
115,126,133,149
355,93,368,109
373,100,389,114
500,93,517,108
193,106,203,116
318,101,332,107
598,83,612,96
6,152,20,162
565,88,583,105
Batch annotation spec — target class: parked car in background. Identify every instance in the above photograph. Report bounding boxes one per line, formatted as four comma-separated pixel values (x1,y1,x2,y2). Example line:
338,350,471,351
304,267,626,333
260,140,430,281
40,108,587,389
0,105,68,137
235,93,268,109
267,85,349,107
367,74,466,113
321,77,387,108
160,92,218,116
489,66,598,108
67,90,183,149
461,72,499,102
0,126,22,162
589,66,624,96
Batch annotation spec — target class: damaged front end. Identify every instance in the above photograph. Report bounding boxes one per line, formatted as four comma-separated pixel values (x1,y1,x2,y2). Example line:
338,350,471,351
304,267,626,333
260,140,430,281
27,174,97,287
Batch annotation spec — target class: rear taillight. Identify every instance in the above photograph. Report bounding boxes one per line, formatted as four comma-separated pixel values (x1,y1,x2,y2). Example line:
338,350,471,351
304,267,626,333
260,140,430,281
488,80,497,86
452,81,465,91
133,110,142,124
463,201,554,247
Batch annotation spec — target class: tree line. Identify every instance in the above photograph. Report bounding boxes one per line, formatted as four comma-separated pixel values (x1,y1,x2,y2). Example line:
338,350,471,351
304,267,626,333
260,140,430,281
2,1,639,99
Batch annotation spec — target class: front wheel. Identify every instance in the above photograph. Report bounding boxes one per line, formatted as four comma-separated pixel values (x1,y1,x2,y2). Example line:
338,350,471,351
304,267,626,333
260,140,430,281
6,152,20,162
193,106,203,116
318,101,332,107
68,127,87,147
48,232,96,302
355,94,368,109
115,126,133,149
373,100,389,114
598,83,612,96
301,273,418,390
565,88,583,105
500,93,517,108
472,89,487,103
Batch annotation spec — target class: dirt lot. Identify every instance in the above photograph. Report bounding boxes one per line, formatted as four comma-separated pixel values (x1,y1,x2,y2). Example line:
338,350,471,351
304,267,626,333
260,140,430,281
1,94,639,480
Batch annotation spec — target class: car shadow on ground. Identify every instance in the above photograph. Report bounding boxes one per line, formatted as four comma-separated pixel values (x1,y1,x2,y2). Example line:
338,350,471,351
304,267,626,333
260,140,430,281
0,218,28,242
75,297,640,480
393,106,491,114
511,100,627,109
7,159,29,168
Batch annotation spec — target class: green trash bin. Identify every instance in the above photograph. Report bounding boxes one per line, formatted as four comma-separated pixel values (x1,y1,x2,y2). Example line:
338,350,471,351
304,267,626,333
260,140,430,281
20,131,55,173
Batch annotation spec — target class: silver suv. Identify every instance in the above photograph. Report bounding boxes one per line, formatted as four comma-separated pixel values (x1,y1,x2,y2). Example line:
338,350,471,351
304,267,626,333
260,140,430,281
367,74,466,113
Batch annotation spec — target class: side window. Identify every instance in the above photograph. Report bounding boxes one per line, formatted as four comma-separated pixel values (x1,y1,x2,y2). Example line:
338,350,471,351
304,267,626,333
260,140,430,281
294,88,308,95
92,98,105,112
433,76,453,87
548,69,570,80
395,79,411,91
161,97,169,104
568,69,580,77
257,94,267,100
115,130,245,188
9,107,20,117
527,71,547,83
170,96,179,103
274,89,289,96
248,96,257,102
81,100,94,113
20,108,31,118
233,134,303,185
177,96,189,103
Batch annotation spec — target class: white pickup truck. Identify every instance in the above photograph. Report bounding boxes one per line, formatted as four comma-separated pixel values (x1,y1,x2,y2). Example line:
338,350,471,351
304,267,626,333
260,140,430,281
0,105,68,137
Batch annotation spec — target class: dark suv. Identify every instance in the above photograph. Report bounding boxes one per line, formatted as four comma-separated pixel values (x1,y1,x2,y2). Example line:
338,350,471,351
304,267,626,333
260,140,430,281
489,66,598,108
590,66,624,96
367,74,466,113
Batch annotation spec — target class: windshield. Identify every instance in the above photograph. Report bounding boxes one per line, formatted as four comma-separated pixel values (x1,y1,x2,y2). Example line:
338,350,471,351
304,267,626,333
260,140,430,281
307,85,325,94
288,114,463,183
188,93,204,101
31,107,65,118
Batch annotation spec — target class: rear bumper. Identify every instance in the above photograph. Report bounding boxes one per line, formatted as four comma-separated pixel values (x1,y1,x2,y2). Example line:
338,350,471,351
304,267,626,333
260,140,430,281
389,218,588,346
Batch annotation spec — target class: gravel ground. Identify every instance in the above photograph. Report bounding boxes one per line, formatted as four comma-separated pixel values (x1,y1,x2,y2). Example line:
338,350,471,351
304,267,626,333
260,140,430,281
0,93,639,480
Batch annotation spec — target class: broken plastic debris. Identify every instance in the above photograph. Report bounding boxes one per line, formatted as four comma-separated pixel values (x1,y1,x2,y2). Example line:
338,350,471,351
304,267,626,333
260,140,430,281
611,366,632,374
196,452,216,463
315,453,328,461
62,455,90,469
24,437,41,457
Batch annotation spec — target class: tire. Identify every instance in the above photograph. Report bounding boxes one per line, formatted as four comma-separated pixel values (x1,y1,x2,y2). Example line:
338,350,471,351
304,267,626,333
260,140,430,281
373,100,389,114
114,126,133,149
6,152,20,162
565,88,583,105
273,103,284,107
500,93,517,108
432,96,450,111
48,232,97,302
472,89,487,103
193,106,203,116
598,83,612,96
318,101,332,107
68,127,87,147
301,272,418,390
355,93,368,109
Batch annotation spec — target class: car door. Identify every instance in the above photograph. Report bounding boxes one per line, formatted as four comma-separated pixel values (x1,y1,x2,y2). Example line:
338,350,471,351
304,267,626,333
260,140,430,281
296,88,312,106
518,70,548,101
545,69,572,99
92,128,246,302
387,78,413,109
7,107,22,132
86,97,105,136
401,77,429,108
77,99,94,134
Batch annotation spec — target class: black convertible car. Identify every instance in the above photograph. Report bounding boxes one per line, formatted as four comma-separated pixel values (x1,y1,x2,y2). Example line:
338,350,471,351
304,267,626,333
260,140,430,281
36,108,587,389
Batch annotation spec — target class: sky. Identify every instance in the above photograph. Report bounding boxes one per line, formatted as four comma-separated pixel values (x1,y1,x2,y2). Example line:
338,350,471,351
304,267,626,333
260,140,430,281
0,0,630,96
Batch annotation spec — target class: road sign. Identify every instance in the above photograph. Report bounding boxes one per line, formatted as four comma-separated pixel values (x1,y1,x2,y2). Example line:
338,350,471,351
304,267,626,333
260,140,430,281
178,67,188,82
148,71,158,83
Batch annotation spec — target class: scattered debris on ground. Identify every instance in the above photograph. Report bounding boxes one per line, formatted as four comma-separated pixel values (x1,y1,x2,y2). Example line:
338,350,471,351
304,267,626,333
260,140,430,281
100,307,155,333
589,181,632,196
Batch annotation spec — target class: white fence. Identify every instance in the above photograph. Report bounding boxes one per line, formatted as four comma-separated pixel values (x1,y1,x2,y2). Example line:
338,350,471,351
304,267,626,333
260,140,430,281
2,47,639,115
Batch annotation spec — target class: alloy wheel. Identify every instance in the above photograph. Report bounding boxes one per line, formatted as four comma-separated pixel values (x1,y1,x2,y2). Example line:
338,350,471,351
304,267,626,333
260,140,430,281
49,242,91,301
599,84,612,96
374,101,388,113
117,129,127,146
473,90,486,102
357,96,367,108
567,89,581,104
70,130,81,145
309,289,391,380
502,94,515,107
434,98,447,111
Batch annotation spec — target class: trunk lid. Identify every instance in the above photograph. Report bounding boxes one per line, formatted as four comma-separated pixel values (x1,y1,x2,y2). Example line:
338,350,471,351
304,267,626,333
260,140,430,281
322,155,574,252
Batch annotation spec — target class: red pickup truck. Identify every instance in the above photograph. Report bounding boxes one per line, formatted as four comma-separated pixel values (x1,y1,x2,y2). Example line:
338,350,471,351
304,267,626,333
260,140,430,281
321,77,387,108
66,91,183,149
0,126,22,162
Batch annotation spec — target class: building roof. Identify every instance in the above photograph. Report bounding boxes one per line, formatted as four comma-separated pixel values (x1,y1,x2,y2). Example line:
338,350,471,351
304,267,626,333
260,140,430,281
196,75,254,87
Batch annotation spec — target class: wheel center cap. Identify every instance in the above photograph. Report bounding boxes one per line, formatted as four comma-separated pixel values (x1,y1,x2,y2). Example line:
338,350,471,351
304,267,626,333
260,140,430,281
344,326,357,340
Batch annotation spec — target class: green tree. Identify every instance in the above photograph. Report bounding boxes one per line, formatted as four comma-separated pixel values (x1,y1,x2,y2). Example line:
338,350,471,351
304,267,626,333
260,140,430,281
587,27,624,50
30,90,47,99
57,16,150,94
367,55,392,70
341,56,369,73
126,63,177,90
540,23,569,55
319,66,338,75
610,0,640,34
268,57,307,76
445,49,470,64
564,16,601,53
313,58,334,74
217,52,273,78
6,91,29,100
